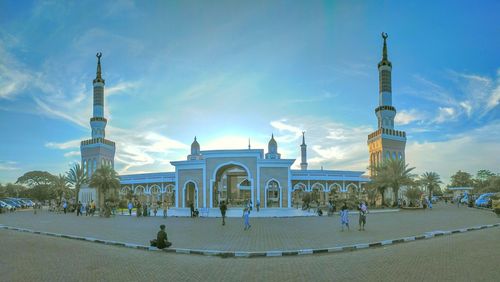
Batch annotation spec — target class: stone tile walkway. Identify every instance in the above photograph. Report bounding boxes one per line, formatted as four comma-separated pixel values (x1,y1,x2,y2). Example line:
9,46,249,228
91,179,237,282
0,203,498,252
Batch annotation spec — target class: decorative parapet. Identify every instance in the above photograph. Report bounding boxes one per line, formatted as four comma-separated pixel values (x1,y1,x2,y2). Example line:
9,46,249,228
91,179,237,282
368,128,406,140
375,105,396,113
81,138,115,147
90,117,107,122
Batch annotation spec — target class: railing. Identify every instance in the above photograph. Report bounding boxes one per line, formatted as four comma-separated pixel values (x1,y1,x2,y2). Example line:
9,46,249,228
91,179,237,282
90,117,107,122
368,128,406,139
374,105,396,113
81,138,115,147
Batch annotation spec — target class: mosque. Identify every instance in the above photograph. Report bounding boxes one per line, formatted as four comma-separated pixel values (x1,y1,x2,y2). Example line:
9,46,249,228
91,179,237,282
78,34,405,214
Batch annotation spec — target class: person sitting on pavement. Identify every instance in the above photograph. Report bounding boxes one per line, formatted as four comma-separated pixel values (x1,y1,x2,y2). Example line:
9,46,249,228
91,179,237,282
152,224,172,249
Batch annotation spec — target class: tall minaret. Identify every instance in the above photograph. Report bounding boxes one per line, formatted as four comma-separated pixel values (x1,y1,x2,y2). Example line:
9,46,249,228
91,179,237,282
376,32,395,129
91,52,106,139
300,131,308,170
367,33,406,176
80,52,116,178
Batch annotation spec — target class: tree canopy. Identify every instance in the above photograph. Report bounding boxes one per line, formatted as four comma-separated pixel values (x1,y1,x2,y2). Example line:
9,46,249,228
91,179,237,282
15,171,55,188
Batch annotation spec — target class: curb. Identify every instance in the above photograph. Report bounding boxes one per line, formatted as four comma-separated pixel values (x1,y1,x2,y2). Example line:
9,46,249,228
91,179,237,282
1,223,499,259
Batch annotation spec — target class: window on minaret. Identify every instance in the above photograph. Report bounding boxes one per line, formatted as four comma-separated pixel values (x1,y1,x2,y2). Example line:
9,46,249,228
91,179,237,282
380,70,391,92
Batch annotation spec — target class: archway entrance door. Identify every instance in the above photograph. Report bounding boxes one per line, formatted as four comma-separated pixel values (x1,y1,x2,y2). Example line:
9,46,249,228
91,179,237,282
184,182,197,208
213,164,251,208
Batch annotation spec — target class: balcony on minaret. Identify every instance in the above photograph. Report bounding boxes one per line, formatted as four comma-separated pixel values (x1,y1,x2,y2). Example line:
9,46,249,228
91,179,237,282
81,138,115,147
368,128,406,141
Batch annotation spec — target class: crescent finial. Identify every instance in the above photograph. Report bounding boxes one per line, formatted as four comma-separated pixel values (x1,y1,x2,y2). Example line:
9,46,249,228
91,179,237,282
96,52,102,59
381,32,388,39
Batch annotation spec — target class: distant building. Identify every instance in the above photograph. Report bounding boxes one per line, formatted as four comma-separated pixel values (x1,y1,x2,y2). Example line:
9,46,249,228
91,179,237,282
79,37,417,211
447,187,474,198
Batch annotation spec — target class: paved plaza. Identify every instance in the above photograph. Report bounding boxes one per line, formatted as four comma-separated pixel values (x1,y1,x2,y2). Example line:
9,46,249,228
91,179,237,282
1,219,499,282
0,203,498,252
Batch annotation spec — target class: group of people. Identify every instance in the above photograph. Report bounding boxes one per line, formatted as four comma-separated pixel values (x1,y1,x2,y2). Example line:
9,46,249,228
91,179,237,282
338,201,369,231
129,200,169,218
219,200,253,230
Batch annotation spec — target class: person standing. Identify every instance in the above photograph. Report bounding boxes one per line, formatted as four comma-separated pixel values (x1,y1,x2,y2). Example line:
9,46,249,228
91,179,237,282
220,201,227,225
76,201,82,216
340,202,350,231
256,200,260,212
128,201,133,216
143,202,148,217
190,202,195,218
162,200,168,218
63,201,68,214
136,201,142,217
358,201,368,231
153,201,158,217
243,206,251,230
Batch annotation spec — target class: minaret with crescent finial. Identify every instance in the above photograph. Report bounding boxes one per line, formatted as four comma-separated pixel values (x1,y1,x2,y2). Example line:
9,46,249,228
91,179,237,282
368,33,406,176
80,52,116,187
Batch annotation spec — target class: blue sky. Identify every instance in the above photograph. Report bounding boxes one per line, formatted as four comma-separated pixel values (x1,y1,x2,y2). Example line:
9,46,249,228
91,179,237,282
0,0,499,184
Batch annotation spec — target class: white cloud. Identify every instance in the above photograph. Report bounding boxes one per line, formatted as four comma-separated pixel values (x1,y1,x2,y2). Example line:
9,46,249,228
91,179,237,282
487,81,500,110
0,161,19,171
106,81,140,97
0,42,32,99
395,109,425,125
45,140,81,150
406,122,500,185
270,118,372,172
64,151,81,158
434,107,456,123
459,101,473,117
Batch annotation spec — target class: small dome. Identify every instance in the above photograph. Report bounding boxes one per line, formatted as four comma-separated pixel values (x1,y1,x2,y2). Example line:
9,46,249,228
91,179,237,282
191,136,200,155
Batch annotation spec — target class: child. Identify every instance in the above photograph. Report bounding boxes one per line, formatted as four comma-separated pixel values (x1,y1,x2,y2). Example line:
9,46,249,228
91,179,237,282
340,203,349,231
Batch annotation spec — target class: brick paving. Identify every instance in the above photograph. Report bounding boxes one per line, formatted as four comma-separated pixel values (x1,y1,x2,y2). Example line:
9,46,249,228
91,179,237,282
0,203,497,252
1,224,499,281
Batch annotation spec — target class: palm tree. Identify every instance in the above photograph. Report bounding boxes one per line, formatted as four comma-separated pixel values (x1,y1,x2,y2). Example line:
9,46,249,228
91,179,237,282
420,172,442,200
53,174,70,203
89,165,120,217
373,158,415,206
66,163,88,204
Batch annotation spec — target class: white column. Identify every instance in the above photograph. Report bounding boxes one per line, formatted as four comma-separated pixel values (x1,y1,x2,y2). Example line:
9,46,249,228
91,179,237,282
202,166,206,208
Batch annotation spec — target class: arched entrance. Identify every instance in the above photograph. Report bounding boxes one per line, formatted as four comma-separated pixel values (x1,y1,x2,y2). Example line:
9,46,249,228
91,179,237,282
311,183,325,207
265,179,280,208
163,184,175,207
150,185,161,204
184,181,197,208
292,183,306,208
135,186,146,203
212,163,252,208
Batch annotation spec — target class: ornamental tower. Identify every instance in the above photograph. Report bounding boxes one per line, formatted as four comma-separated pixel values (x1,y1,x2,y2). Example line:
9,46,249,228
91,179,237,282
367,33,406,176
80,53,116,179
265,134,281,159
300,131,308,170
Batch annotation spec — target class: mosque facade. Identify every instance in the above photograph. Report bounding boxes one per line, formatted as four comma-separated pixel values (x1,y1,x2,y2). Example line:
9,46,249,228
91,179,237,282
79,34,405,211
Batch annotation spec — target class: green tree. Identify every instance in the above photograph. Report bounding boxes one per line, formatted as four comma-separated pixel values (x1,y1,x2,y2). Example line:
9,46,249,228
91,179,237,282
89,165,120,217
473,170,496,192
16,171,55,188
405,187,423,205
372,159,415,206
66,163,88,204
53,174,70,203
449,170,473,187
15,171,56,201
482,175,500,193
420,172,442,199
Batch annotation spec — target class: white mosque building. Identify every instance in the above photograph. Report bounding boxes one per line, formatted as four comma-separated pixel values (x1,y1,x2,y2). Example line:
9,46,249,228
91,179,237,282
79,34,404,214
